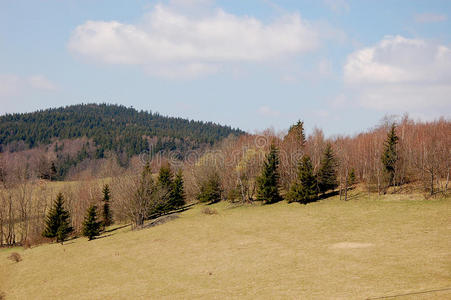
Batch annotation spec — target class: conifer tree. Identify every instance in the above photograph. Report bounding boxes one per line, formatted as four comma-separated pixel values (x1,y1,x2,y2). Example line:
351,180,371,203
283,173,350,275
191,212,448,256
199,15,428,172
82,205,101,241
347,168,356,186
102,184,113,228
317,143,338,194
43,192,73,244
256,144,282,204
170,170,186,208
381,123,399,187
197,172,222,204
56,221,70,245
287,155,317,204
158,164,174,211
287,120,306,147
158,164,174,190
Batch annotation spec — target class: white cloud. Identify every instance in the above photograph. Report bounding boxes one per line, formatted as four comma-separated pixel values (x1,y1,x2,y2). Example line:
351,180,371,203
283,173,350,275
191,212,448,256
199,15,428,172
68,4,318,78
29,75,57,91
343,35,451,115
0,74,57,100
414,13,447,23
323,0,349,14
0,74,20,97
258,106,280,117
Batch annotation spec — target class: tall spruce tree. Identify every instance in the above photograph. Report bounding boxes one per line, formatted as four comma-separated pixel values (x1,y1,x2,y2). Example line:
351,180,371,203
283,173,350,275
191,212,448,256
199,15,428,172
381,123,399,187
170,170,186,208
43,192,73,244
158,164,174,189
287,120,306,147
287,155,317,204
82,205,101,241
317,143,338,194
158,164,174,211
256,144,282,204
102,184,113,228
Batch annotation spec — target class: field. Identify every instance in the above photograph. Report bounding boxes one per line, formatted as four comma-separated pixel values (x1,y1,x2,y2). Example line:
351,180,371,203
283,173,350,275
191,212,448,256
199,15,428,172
1,191,450,299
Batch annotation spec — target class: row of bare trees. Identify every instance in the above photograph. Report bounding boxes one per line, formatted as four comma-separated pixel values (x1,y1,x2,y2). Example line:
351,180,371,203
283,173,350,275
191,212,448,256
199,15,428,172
181,117,449,203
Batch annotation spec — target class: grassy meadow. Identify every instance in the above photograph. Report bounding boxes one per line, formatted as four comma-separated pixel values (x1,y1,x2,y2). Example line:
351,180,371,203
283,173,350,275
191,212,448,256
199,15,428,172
1,190,450,299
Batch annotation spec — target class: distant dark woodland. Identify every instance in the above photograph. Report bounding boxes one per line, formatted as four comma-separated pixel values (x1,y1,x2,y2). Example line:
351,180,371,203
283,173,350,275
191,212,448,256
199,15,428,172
0,103,243,179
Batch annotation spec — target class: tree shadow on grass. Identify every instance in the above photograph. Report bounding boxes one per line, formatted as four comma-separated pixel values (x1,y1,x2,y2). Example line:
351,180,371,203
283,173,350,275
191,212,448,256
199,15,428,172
103,224,130,234
317,190,339,201
92,233,114,240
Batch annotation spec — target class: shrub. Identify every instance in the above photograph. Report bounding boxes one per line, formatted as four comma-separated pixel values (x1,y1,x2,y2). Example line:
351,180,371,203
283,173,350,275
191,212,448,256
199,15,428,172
7,252,22,263
197,173,222,204
202,207,218,215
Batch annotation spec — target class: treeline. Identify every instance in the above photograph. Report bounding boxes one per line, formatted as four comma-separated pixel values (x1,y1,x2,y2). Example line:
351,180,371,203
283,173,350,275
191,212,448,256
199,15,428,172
0,161,187,246
0,115,449,247
182,116,450,204
0,103,243,156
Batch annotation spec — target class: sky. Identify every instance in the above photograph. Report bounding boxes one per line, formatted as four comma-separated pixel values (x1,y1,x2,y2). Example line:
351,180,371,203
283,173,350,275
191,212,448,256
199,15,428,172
1,0,450,136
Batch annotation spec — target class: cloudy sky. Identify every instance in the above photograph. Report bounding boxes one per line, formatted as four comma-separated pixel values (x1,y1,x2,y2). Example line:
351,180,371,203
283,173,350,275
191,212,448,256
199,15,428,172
1,0,450,135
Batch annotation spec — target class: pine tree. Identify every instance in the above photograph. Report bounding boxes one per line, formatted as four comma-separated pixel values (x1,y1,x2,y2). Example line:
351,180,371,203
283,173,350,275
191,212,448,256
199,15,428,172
158,164,174,189
256,144,282,204
49,161,57,181
102,184,113,228
317,143,338,194
82,205,101,241
347,168,356,186
197,172,222,204
287,120,306,147
170,170,186,208
43,192,73,244
287,155,317,204
56,221,70,245
158,164,174,211
381,123,399,187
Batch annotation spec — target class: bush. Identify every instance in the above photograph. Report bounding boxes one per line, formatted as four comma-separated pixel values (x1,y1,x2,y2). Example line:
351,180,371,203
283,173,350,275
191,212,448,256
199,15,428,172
197,173,222,204
202,207,218,215
7,252,22,263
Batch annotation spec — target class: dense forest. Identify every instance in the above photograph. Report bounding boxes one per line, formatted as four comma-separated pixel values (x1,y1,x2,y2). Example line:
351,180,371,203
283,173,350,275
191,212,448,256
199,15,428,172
0,104,243,179
0,103,243,155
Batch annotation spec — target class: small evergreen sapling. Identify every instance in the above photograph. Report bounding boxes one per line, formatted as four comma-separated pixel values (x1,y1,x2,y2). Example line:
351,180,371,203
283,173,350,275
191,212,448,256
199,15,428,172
347,168,356,186
82,205,101,241
197,172,222,204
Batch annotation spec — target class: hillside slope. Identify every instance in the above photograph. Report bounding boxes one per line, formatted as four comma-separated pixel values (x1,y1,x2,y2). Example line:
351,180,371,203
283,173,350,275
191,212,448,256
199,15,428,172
1,193,450,299
0,103,244,156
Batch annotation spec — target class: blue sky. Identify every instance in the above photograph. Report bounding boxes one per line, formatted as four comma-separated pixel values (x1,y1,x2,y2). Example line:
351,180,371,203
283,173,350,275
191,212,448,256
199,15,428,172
1,0,450,136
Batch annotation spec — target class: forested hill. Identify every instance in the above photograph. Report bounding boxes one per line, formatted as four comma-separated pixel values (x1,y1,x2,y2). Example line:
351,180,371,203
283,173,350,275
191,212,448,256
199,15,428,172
0,103,244,156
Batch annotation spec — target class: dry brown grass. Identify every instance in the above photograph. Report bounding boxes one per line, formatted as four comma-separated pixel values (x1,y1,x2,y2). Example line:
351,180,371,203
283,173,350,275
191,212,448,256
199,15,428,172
0,190,450,299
